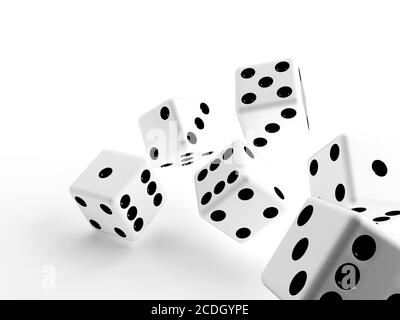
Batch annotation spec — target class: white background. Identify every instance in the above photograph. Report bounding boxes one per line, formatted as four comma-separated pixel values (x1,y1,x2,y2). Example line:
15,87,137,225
1,0,400,299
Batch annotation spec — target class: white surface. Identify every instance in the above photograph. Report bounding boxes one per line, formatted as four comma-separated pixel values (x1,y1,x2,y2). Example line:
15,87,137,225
1,0,400,299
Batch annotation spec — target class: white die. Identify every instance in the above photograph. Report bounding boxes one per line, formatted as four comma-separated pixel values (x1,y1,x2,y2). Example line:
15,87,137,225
262,197,400,300
194,141,287,242
309,134,400,223
139,98,216,168
235,59,309,161
70,150,164,241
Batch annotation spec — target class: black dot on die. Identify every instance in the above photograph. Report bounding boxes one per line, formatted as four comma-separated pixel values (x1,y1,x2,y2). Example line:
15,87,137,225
210,210,226,222
238,188,254,201
263,207,279,219
202,151,213,156
75,196,87,207
195,117,205,130
120,194,131,209
153,193,163,207
309,160,318,176
182,161,194,166
89,220,101,230
214,181,226,195
127,206,138,221
141,170,151,183
161,163,173,168
320,291,343,301
99,167,113,178
277,86,292,98
160,106,170,120
258,76,273,88
265,123,280,133
197,169,208,182
372,160,388,177
335,184,345,202
386,210,400,216
335,263,360,290
244,147,254,158
100,204,112,215
236,228,251,239
227,170,239,184
373,216,390,222
330,144,340,161
275,61,290,72
187,132,197,144
222,148,234,160
147,181,157,196
134,218,144,232
241,68,255,79
210,158,221,171
253,137,268,147
352,207,367,213
388,294,400,301
281,108,297,119
201,192,212,205
200,102,210,115
274,187,285,200
289,271,307,296
241,93,257,104
150,147,159,160
352,235,376,261
292,238,309,261
181,152,193,158
297,205,313,226
114,228,126,238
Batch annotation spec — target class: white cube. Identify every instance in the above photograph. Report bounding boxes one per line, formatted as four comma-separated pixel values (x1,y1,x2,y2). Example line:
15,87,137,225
139,98,216,168
235,59,309,161
70,150,164,241
194,140,287,242
309,134,400,223
262,197,400,300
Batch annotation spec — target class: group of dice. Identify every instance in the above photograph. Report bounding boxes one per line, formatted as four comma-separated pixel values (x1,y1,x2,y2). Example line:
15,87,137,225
69,58,400,300
264,134,400,300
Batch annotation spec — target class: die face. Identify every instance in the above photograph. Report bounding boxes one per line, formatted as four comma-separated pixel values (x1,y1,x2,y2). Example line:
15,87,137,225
195,141,287,242
114,168,164,240
315,219,400,300
71,192,143,241
347,136,400,206
171,98,213,149
70,151,164,241
194,141,249,200
309,134,400,223
139,98,215,168
235,59,309,160
236,59,302,110
309,135,354,206
139,99,183,167
262,198,360,300
70,150,147,200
